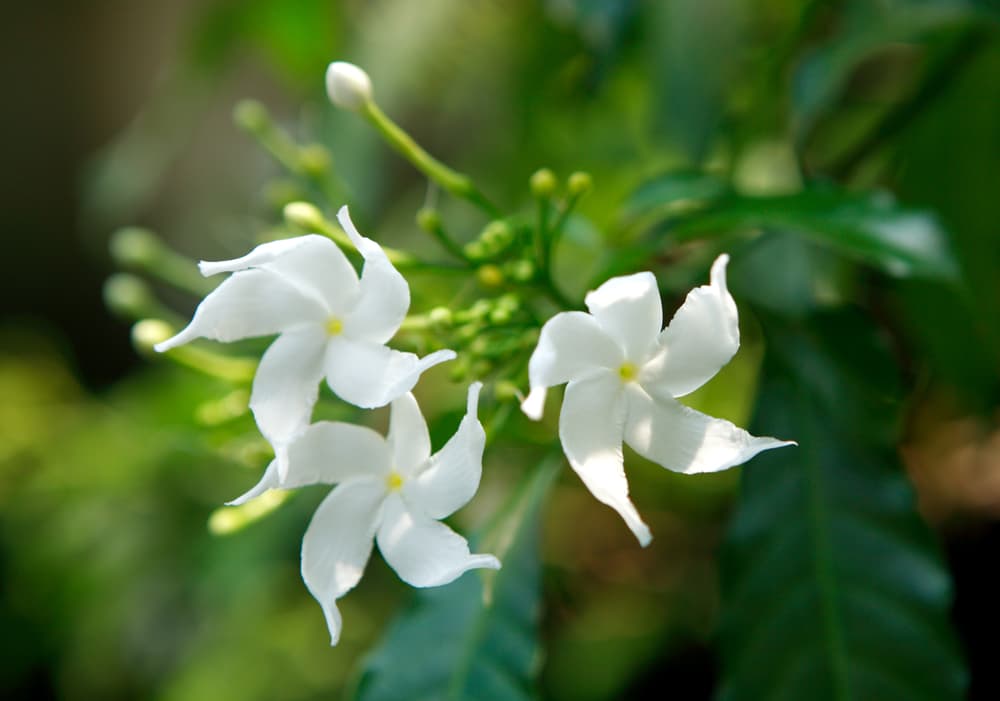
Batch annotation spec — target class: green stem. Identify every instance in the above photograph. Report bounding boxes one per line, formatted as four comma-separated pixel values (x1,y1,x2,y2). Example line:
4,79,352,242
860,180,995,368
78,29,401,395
361,101,501,217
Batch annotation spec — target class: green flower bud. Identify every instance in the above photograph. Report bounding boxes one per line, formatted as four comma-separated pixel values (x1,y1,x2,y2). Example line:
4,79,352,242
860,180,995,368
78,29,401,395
428,306,453,327
477,264,505,289
103,274,155,319
505,259,536,282
110,227,160,267
488,306,512,325
299,144,331,176
233,99,270,133
132,319,174,353
568,171,593,196
530,168,557,198
416,207,442,232
283,201,326,231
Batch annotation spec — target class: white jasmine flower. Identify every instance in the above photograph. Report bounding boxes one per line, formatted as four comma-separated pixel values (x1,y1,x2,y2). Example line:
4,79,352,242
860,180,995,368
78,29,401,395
156,207,454,473
231,383,499,645
522,255,794,546
325,61,373,112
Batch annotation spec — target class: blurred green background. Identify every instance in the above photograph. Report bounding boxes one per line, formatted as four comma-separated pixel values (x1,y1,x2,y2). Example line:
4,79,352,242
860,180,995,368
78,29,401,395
3,1,1000,699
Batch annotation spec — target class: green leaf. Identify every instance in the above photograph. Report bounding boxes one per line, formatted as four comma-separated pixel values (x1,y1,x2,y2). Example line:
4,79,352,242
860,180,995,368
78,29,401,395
349,456,560,701
716,312,967,700
671,187,960,281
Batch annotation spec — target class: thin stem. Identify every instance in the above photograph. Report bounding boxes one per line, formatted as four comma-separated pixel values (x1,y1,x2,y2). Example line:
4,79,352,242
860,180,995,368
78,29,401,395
361,101,501,217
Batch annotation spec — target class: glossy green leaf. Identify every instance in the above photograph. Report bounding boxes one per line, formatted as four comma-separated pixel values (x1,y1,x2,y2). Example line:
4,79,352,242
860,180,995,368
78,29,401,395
349,456,560,701
672,187,960,281
717,312,967,700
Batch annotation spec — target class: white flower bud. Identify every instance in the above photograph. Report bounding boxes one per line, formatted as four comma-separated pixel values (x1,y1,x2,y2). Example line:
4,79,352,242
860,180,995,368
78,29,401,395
325,61,373,112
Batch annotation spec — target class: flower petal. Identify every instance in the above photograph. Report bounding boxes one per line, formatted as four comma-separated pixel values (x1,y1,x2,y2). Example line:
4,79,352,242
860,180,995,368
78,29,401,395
229,421,391,504
154,269,326,351
387,392,432,477
199,234,360,317
405,383,485,519
337,207,410,344
325,337,455,409
301,478,385,645
524,311,622,417
559,372,652,546
640,254,739,398
249,326,327,467
624,384,794,474
377,493,500,588
584,271,662,362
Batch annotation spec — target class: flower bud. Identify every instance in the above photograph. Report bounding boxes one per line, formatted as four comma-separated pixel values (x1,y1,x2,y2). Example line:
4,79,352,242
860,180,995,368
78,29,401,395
103,274,155,319
110,227,160,267
416,207,442,232
477,264,504,289
283,201,326,231
428,306,453,327
325,61,373,112
504,259,535,282
233,99,270,133
530,168,557,198
568,171,593,196
132,319,174,353
299,144,331,176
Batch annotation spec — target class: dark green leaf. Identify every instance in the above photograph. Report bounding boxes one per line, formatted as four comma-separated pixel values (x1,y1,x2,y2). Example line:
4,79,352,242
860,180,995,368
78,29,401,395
717,312,967,700
672,187,960,281
350,456,560,701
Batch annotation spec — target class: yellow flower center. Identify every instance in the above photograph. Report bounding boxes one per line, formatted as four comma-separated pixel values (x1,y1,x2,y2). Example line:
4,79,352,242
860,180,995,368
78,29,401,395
618,362,638,383
325,317,344,336
385,471,404,492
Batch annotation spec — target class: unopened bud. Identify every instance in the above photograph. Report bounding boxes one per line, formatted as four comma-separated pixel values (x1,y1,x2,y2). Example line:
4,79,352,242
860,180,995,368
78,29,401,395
505,259,535,282
233,99,270,133
530,168,557,198
103,274,155,319
428,306,453,327
325,61,373,112
477,264,504,288
417,207,442,232
568,171,593,196
299,144,331,176
110,227,160,267
132,319,174,353
488,307,512,324
283,201,326,231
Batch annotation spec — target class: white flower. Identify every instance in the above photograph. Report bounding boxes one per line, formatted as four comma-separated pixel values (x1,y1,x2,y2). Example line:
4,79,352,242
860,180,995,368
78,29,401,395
156,206,454,474
325,61,373,112
521,255,794,546
231,383,499,645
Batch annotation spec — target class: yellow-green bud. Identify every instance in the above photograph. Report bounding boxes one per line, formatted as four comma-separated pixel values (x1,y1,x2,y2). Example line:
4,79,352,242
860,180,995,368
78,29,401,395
110,227,160,267
233,99,269,133
568,171,593,196
477,264,504,288
299,144,331,176
283,201,326,231
530,168,557,198
428,306,453,326
416,207,442,232
132,319,174,354
103,274,155,319
505,259,535,282
464,240,488,261
488,307,512,325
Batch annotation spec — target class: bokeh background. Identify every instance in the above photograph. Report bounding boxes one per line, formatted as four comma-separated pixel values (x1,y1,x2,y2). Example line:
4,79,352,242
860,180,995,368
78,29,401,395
3,1,1000,699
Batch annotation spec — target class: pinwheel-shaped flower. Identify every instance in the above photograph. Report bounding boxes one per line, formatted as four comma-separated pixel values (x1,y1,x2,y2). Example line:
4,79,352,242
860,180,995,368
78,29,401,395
156,207,454,472
230,383,498,645
522,255,793,546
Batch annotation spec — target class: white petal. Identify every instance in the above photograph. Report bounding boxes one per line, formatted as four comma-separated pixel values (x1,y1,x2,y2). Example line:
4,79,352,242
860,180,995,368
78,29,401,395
623,384,794,474
387,393,431,477
584,271,663,362
377,494,500,588
325,337,455,409
520,387,547,421
229,421,391,504
405,383,485,519
525,311,622,409
200,234,360,317
154,269,326,351
641,254,739,398
301,478,385,645
337,207,410,344
559,373,652,546
249,326,327,468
